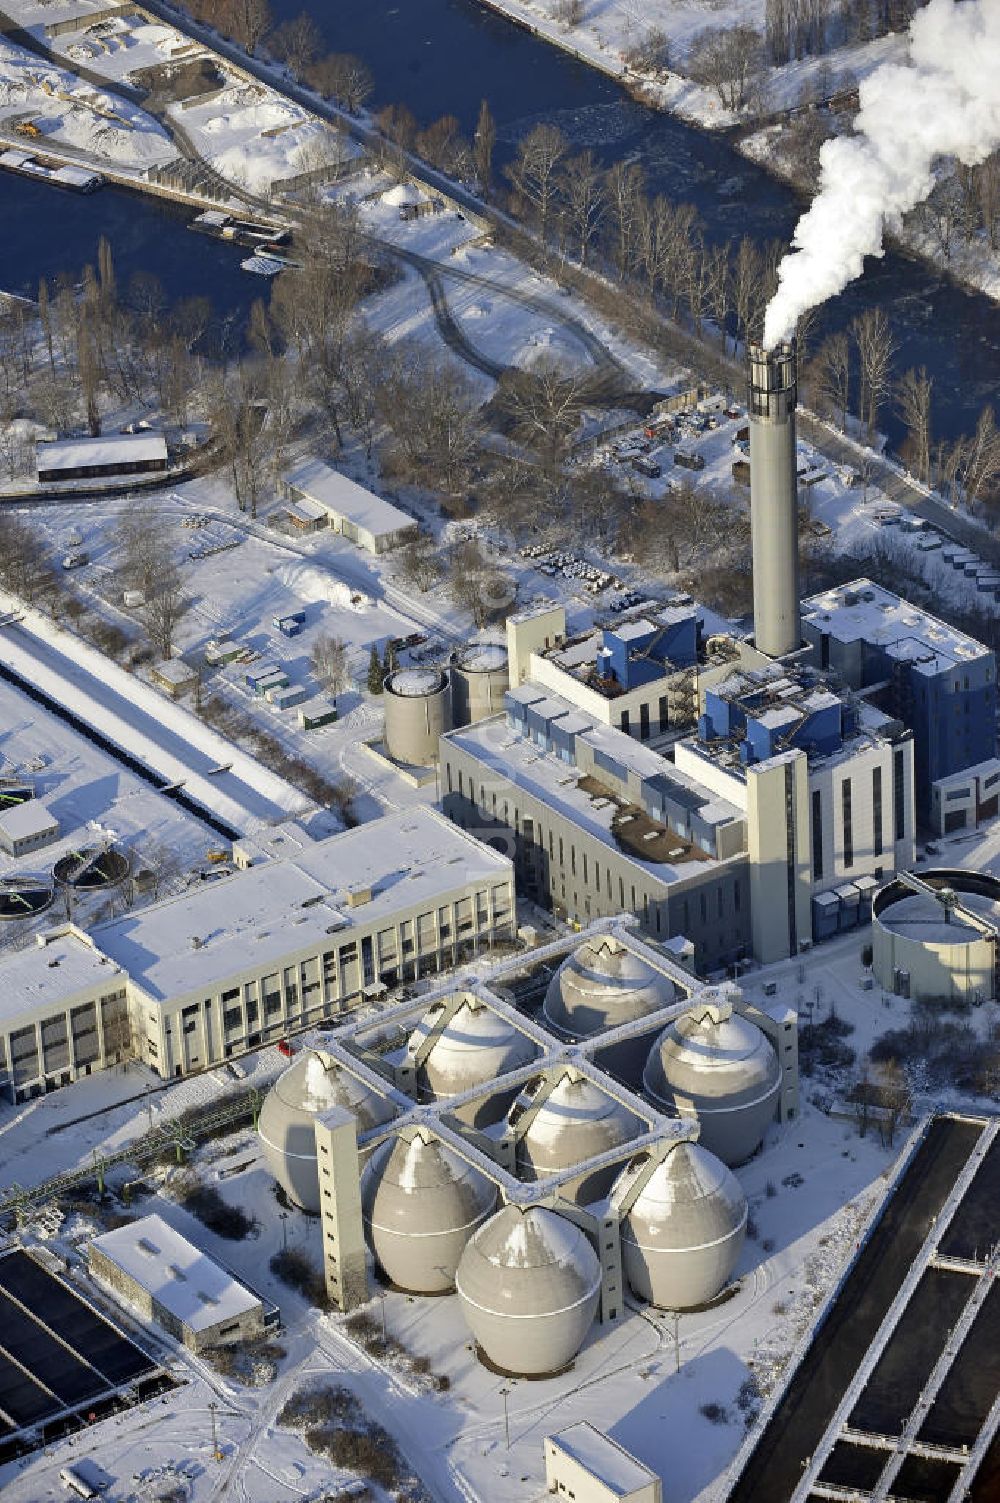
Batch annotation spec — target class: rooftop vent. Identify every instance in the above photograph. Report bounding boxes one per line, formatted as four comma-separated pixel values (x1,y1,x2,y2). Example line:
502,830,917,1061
346,883,372,908
138,1238,159,1256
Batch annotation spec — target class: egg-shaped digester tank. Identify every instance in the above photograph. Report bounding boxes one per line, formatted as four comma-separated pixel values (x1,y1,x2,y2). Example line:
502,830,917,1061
611,1141,747,1309
455,1205,602,1376
258,1050,395,1212
513,1071,641,1202
361,1129,498,1293
643,991,780,1165
543,935,676,1039
408,994,536,1123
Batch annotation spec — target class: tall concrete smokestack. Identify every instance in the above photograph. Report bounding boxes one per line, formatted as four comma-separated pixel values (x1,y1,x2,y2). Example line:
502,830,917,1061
748,340,800,659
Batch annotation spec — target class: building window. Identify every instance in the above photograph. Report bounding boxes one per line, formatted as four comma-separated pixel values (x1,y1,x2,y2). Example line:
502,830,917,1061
658,695,668,733
894,747,906,841
811,788,823,881
873,765,883,857
620,709,630,735
842,777,853,869
640,703,650,740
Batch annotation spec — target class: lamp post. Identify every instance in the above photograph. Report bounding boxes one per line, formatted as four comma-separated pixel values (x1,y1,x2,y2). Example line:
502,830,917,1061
500,1385,511,1450
279,1210,289,1252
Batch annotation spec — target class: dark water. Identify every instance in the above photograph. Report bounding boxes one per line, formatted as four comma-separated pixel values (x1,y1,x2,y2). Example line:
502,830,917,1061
4,0,1000,450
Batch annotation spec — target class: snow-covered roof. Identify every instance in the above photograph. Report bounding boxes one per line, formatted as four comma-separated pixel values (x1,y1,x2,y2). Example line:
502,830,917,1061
803,579,992,672
0,799,57,840
90,1213,261,1333
0,929,123,1020
285,458,417,539
150,657,197,685
36,432,166,472
92,809,511,1005
382,182,424,206
286,495,328,522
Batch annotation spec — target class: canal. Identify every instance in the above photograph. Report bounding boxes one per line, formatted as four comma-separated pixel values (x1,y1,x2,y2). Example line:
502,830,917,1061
2,0,999,451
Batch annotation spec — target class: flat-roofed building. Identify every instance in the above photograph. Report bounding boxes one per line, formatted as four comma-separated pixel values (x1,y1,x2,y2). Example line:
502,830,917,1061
545,1423,661,1503
36,432,167,484
89,1214,265,1353
0,809,514,1097
284,458,419,554
0,798,59,856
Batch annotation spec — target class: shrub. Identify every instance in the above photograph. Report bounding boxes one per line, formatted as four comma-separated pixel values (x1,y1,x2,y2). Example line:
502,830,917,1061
175,1176,255,1240
700,1402,730,1425
270,1248,329,1307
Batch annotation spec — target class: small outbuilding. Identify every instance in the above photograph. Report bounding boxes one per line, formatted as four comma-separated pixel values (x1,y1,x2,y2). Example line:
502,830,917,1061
544,1423,662,1503
88,1213,266,1354
150,657,199,699
0,799,59,857
36,432,167,484
284,458,419,555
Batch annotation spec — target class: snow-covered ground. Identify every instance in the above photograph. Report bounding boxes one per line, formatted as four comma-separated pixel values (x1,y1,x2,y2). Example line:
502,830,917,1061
0,33,173,168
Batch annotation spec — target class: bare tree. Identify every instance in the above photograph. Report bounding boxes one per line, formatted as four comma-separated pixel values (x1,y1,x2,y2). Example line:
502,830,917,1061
558,150,605,266
954,406,1000,511
227,0,271,54
688,25,767,115
311,633,350,692
309,52,373,112
395,534,443,592
895,366,933,483
267,10,322,74
812,331,850,427
605,161,646,283
505,123,568,241
0,511,50,603
852,307,896,439
497,356,586,476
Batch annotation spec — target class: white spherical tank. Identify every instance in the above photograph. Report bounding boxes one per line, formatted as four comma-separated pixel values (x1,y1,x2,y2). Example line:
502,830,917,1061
450,642,510,727
258,1051,395,1212
455,1205,602,1376
543,935,675,1038
383,667,452,768
361,1130,498,1293
410,994,536,1116
643,991,780,1166
610,1142,747,1309
514,1072,641,1203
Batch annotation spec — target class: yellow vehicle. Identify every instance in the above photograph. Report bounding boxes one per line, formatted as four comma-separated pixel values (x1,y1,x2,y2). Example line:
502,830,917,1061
15,120,41,139
205,849,230,864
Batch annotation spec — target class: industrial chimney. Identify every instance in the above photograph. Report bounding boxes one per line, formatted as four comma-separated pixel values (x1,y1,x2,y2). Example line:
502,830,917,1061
748,341,800,658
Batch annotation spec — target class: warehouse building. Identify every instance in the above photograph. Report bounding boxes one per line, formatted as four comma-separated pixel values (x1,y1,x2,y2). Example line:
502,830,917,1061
283,458,419,554
36,432,167,484
0,798,59,857
89,1214,265,1353
545,1424,662,1503
0,809,514,1099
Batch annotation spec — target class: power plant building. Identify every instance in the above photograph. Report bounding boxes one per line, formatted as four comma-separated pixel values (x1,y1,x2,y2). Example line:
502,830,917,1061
801,580,997,820
0,809,514,1101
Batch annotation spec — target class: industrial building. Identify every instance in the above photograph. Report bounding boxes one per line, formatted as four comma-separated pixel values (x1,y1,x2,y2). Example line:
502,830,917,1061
0,808,514,1101
283,458,420,554
545,1424,662,1503
256,916,798,1376
801,580,997,818
0,798,59,857
871,868,1000,1004
88,1214,266,1354
35,432,167,484
442,656,915,966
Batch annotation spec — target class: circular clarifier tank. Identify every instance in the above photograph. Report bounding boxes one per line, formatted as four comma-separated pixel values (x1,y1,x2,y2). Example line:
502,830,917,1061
455,1204,602,1377
610,1141,747,1309
361,1129,498,1293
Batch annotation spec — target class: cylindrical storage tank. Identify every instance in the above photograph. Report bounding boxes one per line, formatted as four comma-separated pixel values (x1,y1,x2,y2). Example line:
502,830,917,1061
361,1130,498,1293
455,1205,601,1376
514,1072,641,1203
383,667,451,768
410,995,536,1123
872,870,1000,1005
611,1141,747,1309
258,1050,395,1212
450,642,510,727
643,996,780,1166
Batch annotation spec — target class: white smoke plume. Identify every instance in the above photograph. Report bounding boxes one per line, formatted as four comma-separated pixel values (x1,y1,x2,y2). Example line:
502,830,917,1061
763,0,1000,349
